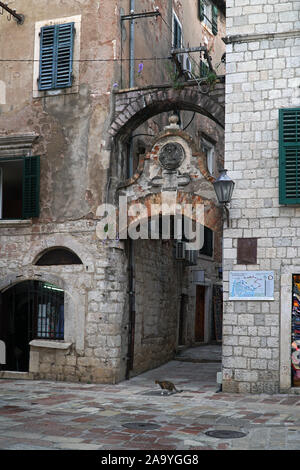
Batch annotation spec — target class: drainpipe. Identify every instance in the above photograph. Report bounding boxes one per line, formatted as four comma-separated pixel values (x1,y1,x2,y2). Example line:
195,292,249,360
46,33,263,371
126,0,135,380
128,0,135,176
126,238,135,379
129,0,135,88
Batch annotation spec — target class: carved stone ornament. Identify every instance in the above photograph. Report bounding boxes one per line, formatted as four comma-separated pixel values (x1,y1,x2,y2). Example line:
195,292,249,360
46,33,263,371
158,143,185,170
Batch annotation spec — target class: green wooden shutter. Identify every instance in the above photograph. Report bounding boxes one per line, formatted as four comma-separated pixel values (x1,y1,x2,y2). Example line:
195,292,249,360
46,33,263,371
39,22,74,91
198,0,204,21
39,25,56,90
22,156,40,219
200,60,209,77
173,16,182,48
55,23,75,88
279,108,300,204
212,5,218,35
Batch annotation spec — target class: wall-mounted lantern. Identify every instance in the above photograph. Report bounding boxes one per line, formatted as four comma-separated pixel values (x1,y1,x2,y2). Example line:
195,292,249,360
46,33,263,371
213,169,235,227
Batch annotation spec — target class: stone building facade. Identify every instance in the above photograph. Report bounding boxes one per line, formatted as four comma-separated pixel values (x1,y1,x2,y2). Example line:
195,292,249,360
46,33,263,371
0,0,225,383
223,1,300,393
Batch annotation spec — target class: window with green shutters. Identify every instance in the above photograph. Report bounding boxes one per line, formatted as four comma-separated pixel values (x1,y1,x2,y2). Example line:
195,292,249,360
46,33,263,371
212,5,218,35
279,108,300,204
200,59,209,78
198,1,218,35
39,22,75,91
22,156,40,219
198,0,205,21
0,156,40,219
173,13,182,48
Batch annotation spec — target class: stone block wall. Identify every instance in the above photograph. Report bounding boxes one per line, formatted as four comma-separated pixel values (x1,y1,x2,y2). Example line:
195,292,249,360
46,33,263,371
223,0,300,393
132,239,184,376
226,0,300,36
0,220,129,384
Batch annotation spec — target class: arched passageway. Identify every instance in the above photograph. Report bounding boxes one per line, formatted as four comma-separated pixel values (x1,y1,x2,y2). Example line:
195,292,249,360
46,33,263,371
110,82,225,139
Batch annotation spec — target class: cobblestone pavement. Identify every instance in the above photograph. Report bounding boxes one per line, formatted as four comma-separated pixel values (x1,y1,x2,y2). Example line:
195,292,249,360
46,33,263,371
0,347,300,451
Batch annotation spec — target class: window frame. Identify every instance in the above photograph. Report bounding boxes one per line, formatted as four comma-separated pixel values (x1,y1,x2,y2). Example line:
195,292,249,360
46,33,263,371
200,59,210,78
203,0,213,29
33,15,81,98
199,0,218,35
199,226,214,258
172,11,183,49
0,156,40,220
38,22,75,91
201,138,215,176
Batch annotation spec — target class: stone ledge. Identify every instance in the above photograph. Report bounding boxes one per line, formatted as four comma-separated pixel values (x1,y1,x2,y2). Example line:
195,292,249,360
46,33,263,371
0,371,34,380
223,29,300,44
0,133,39,157
0,219,33,227
29,340,72,350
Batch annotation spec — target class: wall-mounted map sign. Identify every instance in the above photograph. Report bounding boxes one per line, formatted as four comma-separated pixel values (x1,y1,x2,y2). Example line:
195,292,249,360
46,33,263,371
229,271,274,301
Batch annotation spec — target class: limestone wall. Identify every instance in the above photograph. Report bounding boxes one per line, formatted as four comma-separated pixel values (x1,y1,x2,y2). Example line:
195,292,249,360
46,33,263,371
132,239,183,376
223,0,300,393
0,219,128,383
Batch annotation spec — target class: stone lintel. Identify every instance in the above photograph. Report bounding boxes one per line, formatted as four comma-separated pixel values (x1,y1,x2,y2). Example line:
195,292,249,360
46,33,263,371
29,340,72,350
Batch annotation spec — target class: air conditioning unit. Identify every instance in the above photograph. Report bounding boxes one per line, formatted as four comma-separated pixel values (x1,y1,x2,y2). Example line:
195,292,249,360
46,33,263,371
182,54,192,78
175,241,186,260
185,249,197,266
183,54,192,72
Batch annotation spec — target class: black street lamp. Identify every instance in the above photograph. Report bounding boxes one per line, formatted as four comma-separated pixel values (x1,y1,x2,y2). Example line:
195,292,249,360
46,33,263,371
213,169,235,227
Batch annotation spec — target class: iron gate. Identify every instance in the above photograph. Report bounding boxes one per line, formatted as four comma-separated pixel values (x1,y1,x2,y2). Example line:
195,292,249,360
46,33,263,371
0,280,64,371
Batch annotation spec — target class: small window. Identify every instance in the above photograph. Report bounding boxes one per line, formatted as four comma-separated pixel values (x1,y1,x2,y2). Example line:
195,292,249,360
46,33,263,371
198,1,218,35
37,282,64,340
35,248,83,266
201,139,215,176
200,59,209,78
203,0,213,28
0,156,40,219
39,22,75,91
173,12,182,49
200,226,213,257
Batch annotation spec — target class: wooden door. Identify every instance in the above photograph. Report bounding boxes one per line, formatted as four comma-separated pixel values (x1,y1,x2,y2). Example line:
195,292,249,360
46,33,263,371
195,285,205,342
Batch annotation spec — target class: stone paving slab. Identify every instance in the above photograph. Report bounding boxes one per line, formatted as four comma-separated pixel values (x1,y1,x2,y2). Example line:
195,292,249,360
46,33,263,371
0,355,300,450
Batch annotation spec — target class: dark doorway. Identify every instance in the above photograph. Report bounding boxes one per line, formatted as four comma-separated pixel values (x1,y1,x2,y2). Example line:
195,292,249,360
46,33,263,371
195,285,205,342
0,281,64,372
178,294,188,346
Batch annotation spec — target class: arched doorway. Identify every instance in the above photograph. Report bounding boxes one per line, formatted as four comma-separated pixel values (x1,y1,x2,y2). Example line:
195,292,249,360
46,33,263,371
0,280,64,372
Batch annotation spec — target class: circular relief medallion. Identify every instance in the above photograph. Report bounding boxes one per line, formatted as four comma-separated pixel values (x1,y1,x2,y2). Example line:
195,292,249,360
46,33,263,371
158,143,184,170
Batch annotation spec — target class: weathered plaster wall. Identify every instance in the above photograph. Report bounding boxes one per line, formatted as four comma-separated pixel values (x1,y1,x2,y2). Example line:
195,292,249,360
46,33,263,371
0,0,120,220
121,0,226,90
0,0,225,384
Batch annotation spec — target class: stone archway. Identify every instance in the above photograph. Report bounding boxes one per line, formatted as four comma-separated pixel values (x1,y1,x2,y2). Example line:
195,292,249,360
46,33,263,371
110,82,225,139
110,112,224,379
106,82,225,204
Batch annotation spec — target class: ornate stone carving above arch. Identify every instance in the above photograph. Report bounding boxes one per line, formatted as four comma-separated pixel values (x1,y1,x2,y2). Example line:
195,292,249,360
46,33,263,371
116,115,218,209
